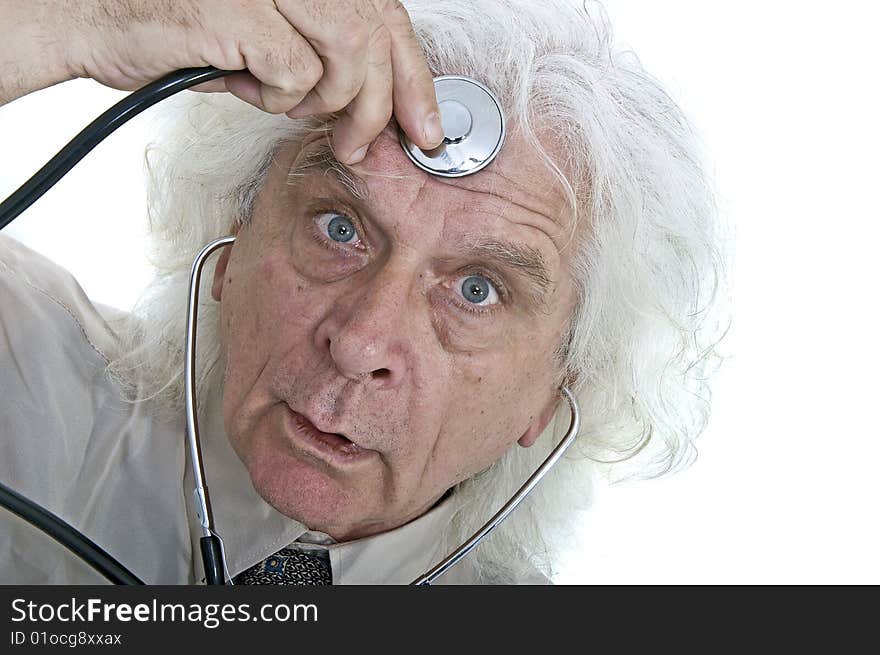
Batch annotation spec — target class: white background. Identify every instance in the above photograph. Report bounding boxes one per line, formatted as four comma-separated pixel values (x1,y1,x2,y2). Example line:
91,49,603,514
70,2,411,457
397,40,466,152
1,1,878,584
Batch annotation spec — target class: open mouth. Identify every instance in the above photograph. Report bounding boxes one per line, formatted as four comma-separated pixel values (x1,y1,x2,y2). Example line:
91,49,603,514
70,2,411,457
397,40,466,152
286,408,371,462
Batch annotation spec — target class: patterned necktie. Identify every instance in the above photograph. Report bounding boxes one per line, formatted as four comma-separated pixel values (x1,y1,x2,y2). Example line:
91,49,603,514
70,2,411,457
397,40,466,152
234,548,332,585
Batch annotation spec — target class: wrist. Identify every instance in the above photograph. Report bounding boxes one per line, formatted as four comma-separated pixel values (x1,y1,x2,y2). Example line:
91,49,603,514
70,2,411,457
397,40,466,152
0,0,79,104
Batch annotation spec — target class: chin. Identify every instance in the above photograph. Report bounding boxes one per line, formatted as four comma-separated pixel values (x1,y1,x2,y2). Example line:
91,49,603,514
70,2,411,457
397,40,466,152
244,447,382,540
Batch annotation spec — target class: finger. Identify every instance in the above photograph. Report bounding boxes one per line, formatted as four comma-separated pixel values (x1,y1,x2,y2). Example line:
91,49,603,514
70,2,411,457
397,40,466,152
237,20,324,114
383,3,443,150
223,71,267,108
330,27,394,164
190,79,230,94
283,27,371,119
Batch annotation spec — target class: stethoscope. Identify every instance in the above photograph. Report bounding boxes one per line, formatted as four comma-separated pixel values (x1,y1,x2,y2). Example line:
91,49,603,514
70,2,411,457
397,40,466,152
0,68,581,585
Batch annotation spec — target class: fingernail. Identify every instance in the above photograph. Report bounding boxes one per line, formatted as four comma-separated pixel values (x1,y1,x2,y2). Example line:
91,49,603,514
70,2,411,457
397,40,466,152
347,144,369,164
424,112,444,146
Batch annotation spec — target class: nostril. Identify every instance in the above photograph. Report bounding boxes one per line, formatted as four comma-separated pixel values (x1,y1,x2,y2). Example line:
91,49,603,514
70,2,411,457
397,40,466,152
371,368,391,380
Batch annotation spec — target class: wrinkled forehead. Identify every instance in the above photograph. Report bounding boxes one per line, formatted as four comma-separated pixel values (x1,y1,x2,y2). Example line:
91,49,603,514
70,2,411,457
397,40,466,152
285,122,572,237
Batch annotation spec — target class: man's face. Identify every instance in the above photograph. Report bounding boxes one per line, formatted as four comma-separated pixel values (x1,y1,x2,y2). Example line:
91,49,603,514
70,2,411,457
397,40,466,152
212,125,577,540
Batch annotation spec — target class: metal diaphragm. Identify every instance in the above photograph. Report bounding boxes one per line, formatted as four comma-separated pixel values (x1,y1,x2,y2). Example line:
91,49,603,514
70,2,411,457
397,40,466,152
399,76,505,178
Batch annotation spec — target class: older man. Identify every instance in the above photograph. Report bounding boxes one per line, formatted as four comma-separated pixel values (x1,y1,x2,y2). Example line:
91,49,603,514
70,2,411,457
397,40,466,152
0,0,724,584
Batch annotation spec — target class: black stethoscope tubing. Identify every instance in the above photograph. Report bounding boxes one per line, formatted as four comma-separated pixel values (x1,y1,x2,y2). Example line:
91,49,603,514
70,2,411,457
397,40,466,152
0,480,144,584
0,66,230,230
0,67,232,584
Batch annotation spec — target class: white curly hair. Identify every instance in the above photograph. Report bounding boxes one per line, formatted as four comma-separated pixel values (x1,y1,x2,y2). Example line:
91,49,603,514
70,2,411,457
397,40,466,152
108,0,728,583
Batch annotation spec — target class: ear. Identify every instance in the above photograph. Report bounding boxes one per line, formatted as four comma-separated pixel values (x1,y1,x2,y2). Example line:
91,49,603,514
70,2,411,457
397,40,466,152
517,394,560,448
211,245,233,301
211,224,240,301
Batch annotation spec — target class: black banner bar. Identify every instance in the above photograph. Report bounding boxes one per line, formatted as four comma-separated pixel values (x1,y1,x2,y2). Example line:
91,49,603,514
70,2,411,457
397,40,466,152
0,586,874,649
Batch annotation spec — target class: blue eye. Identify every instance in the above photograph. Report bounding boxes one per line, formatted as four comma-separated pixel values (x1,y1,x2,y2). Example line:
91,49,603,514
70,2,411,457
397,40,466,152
459,275,499,305
316,212,359,244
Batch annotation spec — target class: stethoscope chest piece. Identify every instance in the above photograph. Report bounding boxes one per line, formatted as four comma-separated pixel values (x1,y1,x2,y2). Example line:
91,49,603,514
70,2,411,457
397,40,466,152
400,75,505,178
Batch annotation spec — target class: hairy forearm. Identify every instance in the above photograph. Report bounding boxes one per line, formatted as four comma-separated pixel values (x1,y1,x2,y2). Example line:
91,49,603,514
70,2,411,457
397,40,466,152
0,0,74,105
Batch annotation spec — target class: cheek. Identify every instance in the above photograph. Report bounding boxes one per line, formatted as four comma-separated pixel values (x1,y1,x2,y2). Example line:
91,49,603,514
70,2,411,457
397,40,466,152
433,353,549,482
222,258,271,349
220,254,294,389
220,246,342,384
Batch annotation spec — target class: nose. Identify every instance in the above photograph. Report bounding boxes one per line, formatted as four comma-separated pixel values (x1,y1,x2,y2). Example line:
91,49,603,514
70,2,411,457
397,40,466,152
313,269,412,391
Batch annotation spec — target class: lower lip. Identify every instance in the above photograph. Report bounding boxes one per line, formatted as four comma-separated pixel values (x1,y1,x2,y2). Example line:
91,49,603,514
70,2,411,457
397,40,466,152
281,407,375,465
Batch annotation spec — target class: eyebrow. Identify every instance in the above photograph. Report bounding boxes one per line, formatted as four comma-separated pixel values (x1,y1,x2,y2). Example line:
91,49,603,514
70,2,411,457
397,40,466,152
287,139,368,200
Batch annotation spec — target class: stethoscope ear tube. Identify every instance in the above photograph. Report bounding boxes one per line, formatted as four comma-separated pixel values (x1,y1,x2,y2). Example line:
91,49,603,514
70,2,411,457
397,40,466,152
200,533,229,586
184,236,237,584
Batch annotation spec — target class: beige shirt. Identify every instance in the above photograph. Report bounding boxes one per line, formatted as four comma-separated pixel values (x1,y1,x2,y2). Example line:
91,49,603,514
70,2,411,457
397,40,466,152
0,235,473,584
